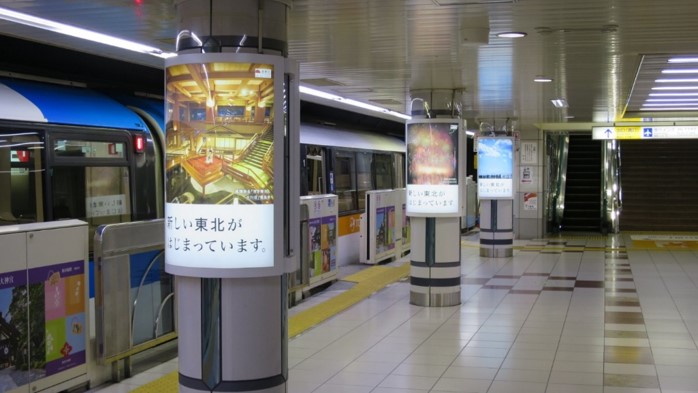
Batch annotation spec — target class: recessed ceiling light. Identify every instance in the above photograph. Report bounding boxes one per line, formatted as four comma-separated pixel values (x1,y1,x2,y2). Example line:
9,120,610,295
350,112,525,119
564,115,575,119
0,6,175,58
646,98,698,102
496,32,527,38
640,106,698,111
668,57,698,63
534,76,553,83
655,78,698,83
643,102,698,107
662,69,698,74
650,92,698,97
551,98,568,108
652,86,698,90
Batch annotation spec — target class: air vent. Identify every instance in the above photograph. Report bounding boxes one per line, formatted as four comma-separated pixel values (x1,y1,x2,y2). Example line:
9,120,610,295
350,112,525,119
432,0,517,6
301,78,345,87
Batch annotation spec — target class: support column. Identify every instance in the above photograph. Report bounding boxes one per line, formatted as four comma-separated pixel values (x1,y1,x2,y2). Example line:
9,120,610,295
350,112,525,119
406,90,466,307
167,2,296,393
479,199,514,257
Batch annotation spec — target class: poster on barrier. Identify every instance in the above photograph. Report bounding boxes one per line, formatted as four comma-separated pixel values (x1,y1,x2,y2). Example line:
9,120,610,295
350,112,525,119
301,195,338,287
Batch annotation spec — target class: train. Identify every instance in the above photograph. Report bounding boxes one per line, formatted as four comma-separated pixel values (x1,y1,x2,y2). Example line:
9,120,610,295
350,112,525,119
0,76,407,297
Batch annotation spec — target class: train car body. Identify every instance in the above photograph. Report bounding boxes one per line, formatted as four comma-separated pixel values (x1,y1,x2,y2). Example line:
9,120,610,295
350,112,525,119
300,123,405,266
0,77,169,349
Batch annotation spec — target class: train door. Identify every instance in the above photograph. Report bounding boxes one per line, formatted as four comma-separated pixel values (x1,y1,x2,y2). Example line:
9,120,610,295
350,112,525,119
305,146,326,195
47,133,134,249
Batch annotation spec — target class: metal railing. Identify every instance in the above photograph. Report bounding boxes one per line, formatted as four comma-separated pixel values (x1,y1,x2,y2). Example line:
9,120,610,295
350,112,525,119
93,219,175,381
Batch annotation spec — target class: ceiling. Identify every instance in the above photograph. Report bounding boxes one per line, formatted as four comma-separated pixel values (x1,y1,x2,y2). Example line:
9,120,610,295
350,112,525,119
2,0,698,133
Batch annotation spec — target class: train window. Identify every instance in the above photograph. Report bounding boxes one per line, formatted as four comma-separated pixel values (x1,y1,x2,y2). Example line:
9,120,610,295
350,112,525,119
54,139,126,159
356,152,372,210
393,153,405,189
373,153,394,190
51,166,131,246
306,155,325,195
334,151,357,213
0,132,44,225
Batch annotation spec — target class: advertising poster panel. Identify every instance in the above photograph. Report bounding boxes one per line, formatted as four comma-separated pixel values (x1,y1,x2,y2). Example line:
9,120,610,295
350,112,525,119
301,195,338,284
164,54,284,276
477,137,514,199
0,269,31,388
405,119,463,216
0,261,86,387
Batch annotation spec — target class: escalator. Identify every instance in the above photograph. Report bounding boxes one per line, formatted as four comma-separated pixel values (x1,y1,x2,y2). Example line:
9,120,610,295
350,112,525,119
620,139,698,231
561,134,603,232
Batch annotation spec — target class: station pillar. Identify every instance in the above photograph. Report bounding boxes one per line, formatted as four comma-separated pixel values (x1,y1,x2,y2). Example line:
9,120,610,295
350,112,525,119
406,90,466,307
479,199,514,257
166,2,298,393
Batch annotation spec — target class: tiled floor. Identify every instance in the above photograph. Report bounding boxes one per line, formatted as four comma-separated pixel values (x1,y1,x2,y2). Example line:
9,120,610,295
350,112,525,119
93,233,698,392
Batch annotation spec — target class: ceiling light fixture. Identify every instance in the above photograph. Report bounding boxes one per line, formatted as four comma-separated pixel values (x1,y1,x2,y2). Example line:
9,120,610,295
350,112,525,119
551,98,568,108
642,102,698,107
646,98,698,102
299,85,411,121
534,76,553,83
650,92,698,97
640,106,698,111
655,78,698,83
0,6,176,58
496,32,527,38
668,57,698,63
661,69,698,74
652,86,698,90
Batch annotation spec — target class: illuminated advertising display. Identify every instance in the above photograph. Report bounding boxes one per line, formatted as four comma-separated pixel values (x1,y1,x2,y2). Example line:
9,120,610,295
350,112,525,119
477,137,514,199
164,53,285,277
405,119,464,217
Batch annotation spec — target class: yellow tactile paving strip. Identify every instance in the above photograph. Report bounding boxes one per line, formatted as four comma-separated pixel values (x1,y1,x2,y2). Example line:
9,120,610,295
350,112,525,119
131,263,410,392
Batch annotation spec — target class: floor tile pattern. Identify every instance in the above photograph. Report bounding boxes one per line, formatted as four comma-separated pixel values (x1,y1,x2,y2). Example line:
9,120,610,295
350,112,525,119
91,233,698,393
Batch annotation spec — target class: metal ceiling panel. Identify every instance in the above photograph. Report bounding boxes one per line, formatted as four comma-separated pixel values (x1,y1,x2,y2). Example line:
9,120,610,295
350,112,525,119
1,0,698,130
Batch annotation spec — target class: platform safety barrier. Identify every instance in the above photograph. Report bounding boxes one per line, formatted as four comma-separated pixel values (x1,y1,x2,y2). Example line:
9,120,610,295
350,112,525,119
93,219,176,381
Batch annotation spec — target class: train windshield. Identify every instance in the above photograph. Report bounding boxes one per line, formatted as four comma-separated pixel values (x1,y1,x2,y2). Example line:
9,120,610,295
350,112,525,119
0,131,44,225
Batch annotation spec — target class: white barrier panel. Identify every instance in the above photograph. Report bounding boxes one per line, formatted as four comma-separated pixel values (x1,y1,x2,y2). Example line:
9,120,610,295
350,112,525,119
0,220,88,393
300,194,339,288
362,189,406,264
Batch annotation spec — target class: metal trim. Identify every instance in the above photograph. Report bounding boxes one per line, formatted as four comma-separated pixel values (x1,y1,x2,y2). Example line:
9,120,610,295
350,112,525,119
410,276,461,287
410,261,460,268
179,373,286,392
479,228,514,233
480,238,513,245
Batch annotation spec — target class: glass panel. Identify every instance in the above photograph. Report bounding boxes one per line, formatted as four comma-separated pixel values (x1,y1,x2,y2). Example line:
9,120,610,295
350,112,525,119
306,156,324,195
373,153,394,190
356,152,372,210
54,139,126,159
0,132,44,225
393,153,405,189
334,151,356,213
52,166,131,247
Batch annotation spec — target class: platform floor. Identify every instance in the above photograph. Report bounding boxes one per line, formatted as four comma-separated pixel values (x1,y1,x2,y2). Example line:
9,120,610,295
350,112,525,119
91,232,698,393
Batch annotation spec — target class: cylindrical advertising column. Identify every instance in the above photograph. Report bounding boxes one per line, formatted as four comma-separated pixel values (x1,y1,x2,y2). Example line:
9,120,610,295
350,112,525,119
406,117,465,307
477,137,515,257
166,2,298,392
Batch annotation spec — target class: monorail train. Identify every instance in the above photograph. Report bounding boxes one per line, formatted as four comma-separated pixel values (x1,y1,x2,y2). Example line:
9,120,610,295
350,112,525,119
0,76,406,297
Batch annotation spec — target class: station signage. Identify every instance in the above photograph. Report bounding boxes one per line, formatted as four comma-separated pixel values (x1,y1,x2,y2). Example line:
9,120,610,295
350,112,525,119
592,125,698,140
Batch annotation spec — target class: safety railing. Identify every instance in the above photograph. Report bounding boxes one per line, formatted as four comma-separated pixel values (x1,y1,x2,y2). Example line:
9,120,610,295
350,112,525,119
93,219,175,381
